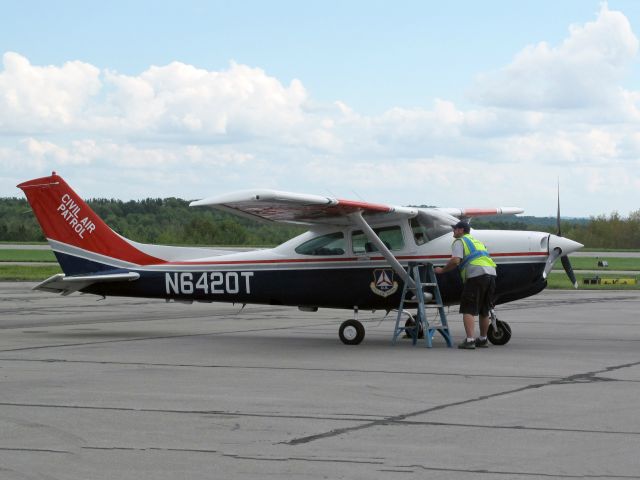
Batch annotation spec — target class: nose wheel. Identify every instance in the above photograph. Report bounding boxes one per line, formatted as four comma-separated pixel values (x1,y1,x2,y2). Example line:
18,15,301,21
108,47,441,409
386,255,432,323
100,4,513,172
339,319,365,345
487,318,512,345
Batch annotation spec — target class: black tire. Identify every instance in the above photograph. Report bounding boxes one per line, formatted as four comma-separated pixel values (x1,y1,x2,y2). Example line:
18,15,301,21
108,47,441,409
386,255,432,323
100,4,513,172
487,319,512,345
404,318,425,339
339,320,365,345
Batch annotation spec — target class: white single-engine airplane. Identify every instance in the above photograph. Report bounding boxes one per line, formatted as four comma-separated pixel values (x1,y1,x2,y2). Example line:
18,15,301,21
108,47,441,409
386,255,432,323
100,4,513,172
18,173,582,346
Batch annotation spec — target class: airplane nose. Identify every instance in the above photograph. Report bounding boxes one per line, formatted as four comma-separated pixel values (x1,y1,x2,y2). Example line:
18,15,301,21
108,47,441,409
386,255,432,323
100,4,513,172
548,234,583,256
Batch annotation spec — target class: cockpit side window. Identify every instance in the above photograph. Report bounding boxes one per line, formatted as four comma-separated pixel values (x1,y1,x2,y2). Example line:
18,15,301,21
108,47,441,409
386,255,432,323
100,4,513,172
411,216,451,242
295,232,346,256
352,226,404,254
411,217,429,245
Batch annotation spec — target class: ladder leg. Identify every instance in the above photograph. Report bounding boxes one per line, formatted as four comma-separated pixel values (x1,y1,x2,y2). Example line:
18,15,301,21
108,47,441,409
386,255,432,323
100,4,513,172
392,262,453,348
414,264,427,346
425,263,453,348
393,274,411,343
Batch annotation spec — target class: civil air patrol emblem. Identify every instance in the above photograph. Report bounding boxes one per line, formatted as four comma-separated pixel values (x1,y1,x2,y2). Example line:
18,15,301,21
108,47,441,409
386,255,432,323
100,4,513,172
370,269,398,297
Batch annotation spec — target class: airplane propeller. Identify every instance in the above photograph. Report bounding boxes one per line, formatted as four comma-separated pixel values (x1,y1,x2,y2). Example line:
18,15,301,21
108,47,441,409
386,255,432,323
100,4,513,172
542,182,580,288
561,255,577,287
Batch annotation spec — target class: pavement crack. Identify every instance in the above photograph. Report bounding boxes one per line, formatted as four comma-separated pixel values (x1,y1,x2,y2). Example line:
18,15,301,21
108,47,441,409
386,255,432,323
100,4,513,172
0,401,380,424
0,322,339,353
286,358,640,445
394,420,640,436
83,446,220,454
0,357,565,381
224,454,384,465
404,464,639,478
0,447,70,454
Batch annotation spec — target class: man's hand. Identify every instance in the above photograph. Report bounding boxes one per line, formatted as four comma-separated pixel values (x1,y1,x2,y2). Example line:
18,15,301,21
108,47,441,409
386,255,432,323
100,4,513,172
436,257,461,275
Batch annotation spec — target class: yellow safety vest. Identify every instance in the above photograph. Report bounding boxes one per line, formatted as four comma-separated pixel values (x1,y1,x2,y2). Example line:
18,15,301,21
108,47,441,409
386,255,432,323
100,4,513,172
456,234,496,281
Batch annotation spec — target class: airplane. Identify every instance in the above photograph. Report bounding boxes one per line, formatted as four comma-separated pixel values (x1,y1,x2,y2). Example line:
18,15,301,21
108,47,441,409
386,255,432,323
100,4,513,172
17,172,583,346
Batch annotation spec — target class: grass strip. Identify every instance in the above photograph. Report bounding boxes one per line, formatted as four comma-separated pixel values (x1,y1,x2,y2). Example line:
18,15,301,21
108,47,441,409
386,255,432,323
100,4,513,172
0,265,62,281
546,272,639,290
552,256,640,271
0,249,56,262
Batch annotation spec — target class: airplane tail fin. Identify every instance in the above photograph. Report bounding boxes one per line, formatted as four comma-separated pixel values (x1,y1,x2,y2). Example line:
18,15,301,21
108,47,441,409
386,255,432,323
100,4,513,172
17,173,162,276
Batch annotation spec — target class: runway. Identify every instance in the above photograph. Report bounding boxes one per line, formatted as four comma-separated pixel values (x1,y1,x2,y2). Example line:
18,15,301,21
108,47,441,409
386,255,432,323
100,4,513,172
1,283,639,479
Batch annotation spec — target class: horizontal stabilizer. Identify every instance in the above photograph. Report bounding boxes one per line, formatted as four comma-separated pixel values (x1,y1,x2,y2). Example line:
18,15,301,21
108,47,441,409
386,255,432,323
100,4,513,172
33,271,140,296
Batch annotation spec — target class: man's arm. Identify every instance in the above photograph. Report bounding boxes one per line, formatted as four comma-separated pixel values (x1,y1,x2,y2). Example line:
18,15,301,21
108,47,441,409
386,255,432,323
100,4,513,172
435,238,462,274
434,256,461,274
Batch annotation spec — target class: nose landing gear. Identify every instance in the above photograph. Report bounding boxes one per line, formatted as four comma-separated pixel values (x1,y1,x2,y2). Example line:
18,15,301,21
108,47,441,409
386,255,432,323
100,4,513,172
488,310,512,345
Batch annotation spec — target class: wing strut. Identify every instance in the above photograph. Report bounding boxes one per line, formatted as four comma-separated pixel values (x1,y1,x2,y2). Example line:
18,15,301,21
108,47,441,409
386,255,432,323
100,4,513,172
348,212,415,289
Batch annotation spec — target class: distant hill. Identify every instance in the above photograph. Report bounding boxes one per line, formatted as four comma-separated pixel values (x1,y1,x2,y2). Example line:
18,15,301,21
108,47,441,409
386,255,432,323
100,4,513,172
471,215,589,231
409,206,589,231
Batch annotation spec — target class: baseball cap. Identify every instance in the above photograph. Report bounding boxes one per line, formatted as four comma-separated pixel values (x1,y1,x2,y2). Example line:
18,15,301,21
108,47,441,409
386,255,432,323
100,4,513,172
453,221,470,232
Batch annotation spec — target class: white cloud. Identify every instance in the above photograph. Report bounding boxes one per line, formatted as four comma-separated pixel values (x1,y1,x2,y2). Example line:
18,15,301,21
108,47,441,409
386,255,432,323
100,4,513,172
103,61,309,139
0,52,101,132
2,4,640,217
0,53,311,141
469,4,638,112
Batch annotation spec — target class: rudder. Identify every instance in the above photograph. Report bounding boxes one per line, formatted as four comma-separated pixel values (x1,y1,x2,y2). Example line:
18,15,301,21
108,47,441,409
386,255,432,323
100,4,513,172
18,173,162,275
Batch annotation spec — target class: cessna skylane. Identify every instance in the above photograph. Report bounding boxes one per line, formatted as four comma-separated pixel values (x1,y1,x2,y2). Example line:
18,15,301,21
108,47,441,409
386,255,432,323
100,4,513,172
18,173,583,346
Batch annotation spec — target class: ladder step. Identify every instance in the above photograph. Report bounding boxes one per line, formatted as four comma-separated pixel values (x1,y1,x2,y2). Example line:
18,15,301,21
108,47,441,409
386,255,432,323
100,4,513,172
404,299,441,305
408,282,437,289
393,262,451,348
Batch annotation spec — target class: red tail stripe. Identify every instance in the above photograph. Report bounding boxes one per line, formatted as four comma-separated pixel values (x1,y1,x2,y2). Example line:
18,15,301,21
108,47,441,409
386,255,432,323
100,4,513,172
18,174,163,266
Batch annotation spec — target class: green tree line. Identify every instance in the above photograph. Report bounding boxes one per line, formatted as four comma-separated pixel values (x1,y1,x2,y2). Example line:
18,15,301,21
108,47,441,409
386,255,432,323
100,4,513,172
0,197,304,246
1,197,638,249
473,212,640,249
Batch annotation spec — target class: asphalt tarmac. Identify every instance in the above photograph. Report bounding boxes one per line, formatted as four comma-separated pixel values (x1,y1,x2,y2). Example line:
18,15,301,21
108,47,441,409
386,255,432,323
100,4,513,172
1,283,639,479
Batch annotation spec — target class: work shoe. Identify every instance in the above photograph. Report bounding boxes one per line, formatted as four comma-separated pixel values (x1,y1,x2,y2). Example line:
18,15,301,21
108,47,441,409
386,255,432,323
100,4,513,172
458,339,476,350
475,337,489,348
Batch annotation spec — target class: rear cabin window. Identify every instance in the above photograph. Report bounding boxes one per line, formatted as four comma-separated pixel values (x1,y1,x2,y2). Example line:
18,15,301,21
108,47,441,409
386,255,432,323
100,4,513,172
352,226,404,254
295,232,346,256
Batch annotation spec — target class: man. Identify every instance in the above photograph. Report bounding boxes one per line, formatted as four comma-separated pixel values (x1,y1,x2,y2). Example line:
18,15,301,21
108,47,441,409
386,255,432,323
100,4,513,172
434,221,497,349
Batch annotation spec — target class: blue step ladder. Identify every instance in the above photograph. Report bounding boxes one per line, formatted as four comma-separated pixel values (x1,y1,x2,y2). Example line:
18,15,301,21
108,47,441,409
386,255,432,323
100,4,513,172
393,262,453,348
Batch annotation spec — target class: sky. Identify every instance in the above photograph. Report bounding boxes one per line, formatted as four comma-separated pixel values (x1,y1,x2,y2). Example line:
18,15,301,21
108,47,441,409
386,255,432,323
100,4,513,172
1,0,640,217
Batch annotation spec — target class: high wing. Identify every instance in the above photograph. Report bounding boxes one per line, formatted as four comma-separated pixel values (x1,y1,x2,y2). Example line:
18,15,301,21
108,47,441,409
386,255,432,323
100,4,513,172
437,207,525,219
190,189,524,227
190,190,419,226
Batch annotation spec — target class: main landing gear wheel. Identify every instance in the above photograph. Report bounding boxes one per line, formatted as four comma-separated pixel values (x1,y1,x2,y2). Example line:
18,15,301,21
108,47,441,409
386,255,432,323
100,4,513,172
404,318,425,339
339,319,365,345
488,319,512,345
